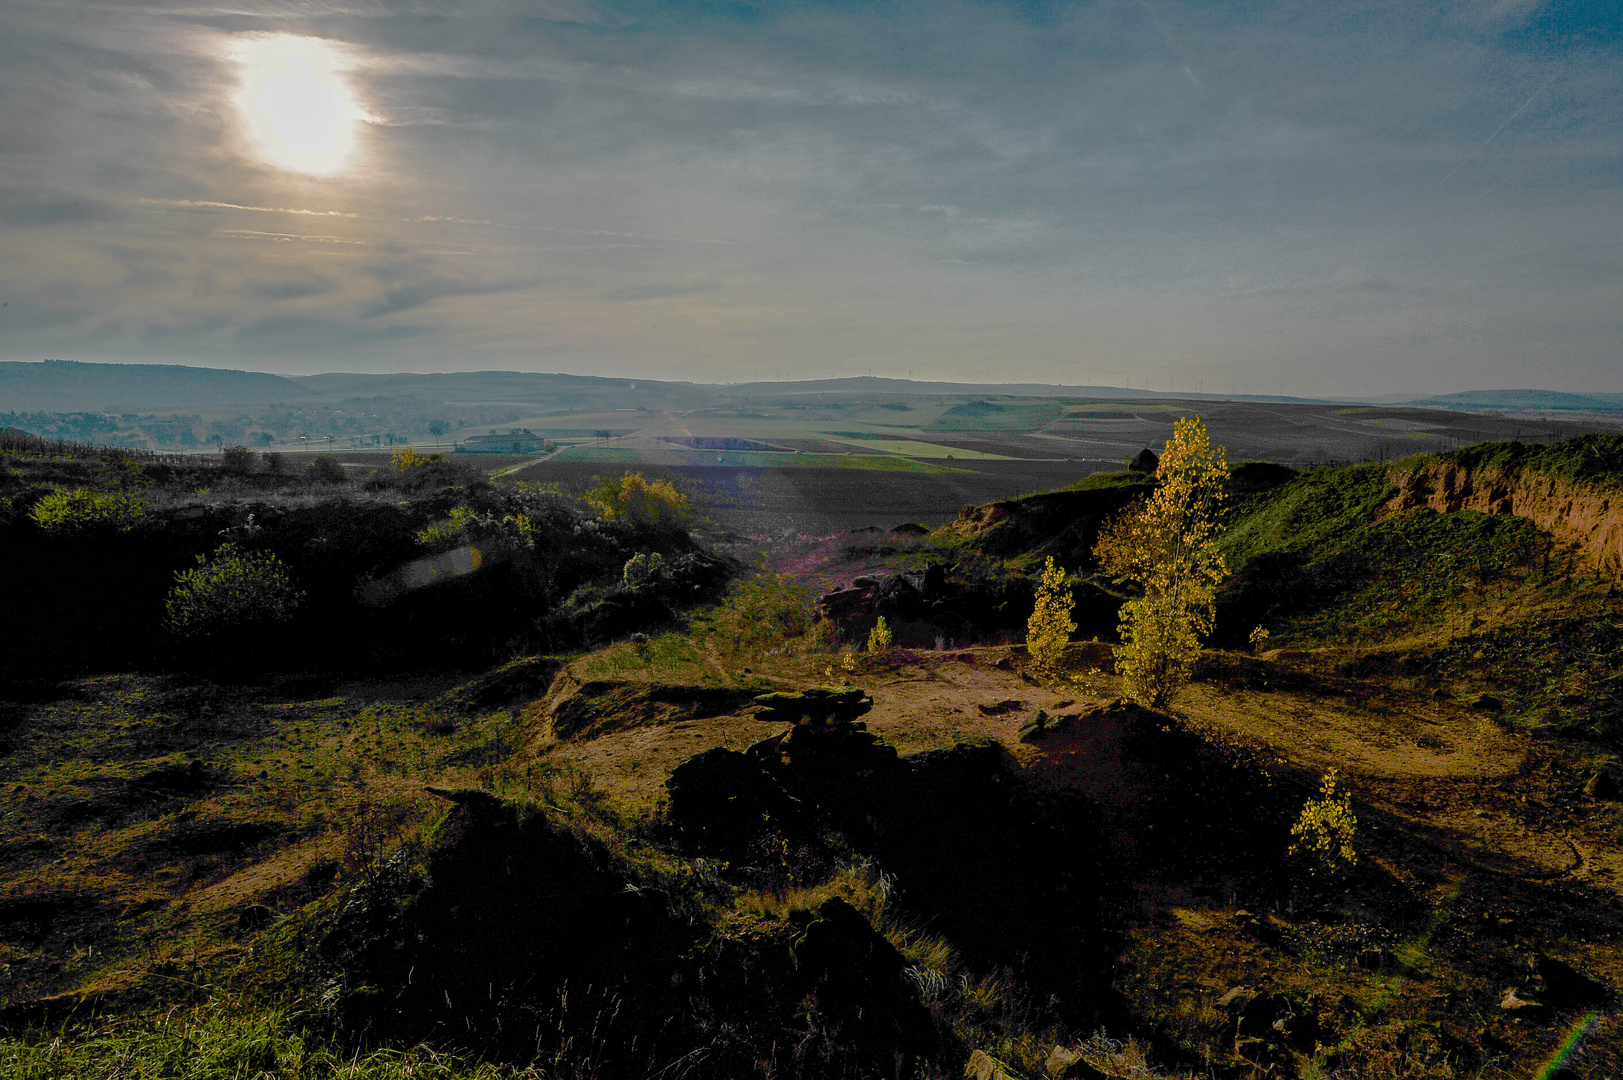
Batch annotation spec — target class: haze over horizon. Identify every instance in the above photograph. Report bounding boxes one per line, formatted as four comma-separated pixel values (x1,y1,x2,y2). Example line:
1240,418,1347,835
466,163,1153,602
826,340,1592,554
2,1,1618,397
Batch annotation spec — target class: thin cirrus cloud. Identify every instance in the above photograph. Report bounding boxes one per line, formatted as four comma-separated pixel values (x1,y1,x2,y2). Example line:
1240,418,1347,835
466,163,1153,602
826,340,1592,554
0,0,1617,394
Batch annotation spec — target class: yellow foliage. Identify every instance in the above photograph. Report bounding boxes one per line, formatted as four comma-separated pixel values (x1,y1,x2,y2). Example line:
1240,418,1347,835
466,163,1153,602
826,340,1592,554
866,616,894,655
586,471,690,526
1094,416,1230,708
1248,625,1270,654
1026,556,1076,671
29,487,145,533
164,542,303,637
1290,769,1358,879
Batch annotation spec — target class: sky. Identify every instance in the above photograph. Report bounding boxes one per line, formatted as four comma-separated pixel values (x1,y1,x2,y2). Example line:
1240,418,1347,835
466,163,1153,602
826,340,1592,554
0,0,1618,395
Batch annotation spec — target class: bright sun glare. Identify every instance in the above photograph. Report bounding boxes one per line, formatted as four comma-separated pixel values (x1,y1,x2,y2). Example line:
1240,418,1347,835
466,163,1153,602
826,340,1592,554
236,35,367,176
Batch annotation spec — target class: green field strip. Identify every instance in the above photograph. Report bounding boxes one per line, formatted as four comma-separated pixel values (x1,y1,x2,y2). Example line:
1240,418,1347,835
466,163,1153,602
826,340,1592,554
813,433,1014,459
550,446,963,471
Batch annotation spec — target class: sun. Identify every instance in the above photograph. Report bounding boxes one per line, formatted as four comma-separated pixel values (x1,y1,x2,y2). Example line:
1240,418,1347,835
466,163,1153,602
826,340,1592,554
235,35,368,177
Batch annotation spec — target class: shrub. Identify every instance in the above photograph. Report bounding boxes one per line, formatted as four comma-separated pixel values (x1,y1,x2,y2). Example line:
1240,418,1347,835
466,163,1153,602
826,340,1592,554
416,506,477,546
586,471,689,526
365,448,483,493
308,456,347,483
29,486,145,533
1026,556,1076,671
220,445,255,473
1248,625,1270,654
164,542,304,637
392,445,425,471
1289,769,1357,881
705,572,813,651
417,506,535,551
866,616,894,656
623,551,668,589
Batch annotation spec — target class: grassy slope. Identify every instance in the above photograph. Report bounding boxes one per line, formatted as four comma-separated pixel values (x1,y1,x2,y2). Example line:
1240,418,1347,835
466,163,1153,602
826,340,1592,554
1440,431,1623,489
1218,462,1399,570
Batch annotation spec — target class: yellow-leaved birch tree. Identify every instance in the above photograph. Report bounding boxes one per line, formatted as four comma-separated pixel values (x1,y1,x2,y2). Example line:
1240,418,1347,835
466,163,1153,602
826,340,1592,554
1093,416,1230,708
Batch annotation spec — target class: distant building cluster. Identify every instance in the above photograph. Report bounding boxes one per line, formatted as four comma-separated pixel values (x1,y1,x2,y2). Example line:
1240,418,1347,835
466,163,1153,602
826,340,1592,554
461,428,549,454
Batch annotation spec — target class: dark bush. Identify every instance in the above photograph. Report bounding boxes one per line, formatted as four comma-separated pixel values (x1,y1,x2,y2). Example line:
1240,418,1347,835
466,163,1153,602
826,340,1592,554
220,445,255,474
308,456,347,483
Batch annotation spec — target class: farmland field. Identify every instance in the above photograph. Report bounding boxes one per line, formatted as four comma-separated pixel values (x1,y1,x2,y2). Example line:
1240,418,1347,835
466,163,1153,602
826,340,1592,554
506,458,1099,534
269,390,1622,537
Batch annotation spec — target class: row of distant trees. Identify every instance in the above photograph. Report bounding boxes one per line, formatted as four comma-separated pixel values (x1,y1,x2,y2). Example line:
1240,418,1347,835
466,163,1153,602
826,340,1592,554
0,407,492,453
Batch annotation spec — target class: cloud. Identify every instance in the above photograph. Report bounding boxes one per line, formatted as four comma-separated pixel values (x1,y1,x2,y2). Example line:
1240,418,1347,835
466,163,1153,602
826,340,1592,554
0,0,1618,393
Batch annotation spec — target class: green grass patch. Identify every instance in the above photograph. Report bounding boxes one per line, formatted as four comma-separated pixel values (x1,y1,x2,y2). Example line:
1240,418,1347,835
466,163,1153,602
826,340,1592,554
1428,604,1623,741
1067,471,1154,492
0,998,538,1079
1440,432,1623,489
552,446,960,472
1279,509,1555,647
1220,463,1398,570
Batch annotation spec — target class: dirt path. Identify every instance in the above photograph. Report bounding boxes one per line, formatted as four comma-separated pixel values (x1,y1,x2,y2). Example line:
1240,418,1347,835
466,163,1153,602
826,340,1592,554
536,646,1623,892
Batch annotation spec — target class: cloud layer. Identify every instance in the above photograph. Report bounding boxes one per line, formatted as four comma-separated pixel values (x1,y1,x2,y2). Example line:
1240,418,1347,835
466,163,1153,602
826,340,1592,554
0,0,1618,394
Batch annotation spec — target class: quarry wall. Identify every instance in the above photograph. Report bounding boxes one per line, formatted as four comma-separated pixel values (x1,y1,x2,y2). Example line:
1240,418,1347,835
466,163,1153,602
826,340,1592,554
1387,462,1623,577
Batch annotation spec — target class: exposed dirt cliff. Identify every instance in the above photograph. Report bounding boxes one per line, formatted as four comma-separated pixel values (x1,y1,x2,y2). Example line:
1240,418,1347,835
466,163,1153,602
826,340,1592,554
1387,461,1623,576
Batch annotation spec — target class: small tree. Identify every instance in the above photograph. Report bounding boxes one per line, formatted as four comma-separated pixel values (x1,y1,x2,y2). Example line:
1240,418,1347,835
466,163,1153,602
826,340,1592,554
1026,556,1076,671
1289,769,1357,881
164,542,304,637
866,616,893,656
1094,416,1230,708
428,420,450,447
586,472,689,526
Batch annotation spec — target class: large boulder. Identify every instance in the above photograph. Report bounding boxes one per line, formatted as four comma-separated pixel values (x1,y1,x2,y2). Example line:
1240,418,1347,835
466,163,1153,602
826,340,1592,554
1533,955,1612,1008
752,686,873,726
1127,448,1159,474
665,747,807,861
317,792,699,1060
792,897,937,1074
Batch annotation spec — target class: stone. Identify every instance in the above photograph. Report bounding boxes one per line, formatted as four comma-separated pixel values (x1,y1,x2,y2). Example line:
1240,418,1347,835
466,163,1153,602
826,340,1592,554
1044,1044,1108,1079
753,686,873,726
965,1049,1021,1080
1233,991,1295,1041
1499,988,1551,1021
1583,769,1621,801
1355,947,1385,971
1534,955,1612,1008
665,747,804,857
236,904,274,932
424,786,505,810
793,897,936,1069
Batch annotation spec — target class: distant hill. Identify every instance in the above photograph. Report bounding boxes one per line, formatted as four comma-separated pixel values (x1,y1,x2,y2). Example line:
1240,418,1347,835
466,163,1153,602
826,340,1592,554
0,360,303,411
709,375,1324,402
291,370,717,412
1405,389,1623,412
